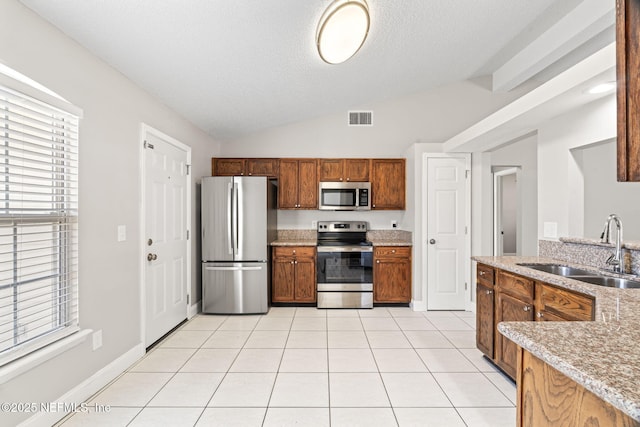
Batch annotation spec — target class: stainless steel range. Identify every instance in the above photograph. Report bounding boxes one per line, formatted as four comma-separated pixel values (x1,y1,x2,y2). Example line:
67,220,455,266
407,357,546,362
316,221,373,309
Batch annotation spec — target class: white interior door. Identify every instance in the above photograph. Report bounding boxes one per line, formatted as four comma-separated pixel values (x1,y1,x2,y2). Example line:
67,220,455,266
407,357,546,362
426,155,470,310
143,126,190,346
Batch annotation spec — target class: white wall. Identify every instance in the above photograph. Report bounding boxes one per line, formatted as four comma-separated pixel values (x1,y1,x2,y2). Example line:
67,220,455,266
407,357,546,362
537,95,616,240
490,134,539,256
580,139,640,240
222,78,532,233
0,2,218,425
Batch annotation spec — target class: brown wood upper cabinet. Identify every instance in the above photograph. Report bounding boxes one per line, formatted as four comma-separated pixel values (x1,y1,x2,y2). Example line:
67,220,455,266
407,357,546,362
617,0,640,181
371,159,406,210
318,159,369,182
278,159,318,209
212,158,279,178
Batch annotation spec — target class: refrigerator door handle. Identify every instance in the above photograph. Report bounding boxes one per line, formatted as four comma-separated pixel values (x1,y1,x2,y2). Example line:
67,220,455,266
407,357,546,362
233,181,240,255
227,182,234,255
204,266,264,271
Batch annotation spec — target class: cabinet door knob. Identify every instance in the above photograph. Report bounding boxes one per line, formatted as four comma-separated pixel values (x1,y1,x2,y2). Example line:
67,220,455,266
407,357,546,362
340,178,343,181
485,289,492,295
248,172,252,176
376,260,380,264
372,204,376,208
290,261,294,264
537,312,543,318
292,249,296,253
346,178,350,181
523,305,531,312
294,261,298,264
391,249,396,253
479,271,485,276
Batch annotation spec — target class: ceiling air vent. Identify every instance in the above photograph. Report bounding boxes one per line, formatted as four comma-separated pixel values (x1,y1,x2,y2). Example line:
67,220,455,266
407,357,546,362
348,111,373,126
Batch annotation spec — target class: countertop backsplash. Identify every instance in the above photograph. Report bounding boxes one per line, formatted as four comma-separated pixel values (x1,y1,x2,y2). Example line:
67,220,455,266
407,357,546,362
540,238,640,276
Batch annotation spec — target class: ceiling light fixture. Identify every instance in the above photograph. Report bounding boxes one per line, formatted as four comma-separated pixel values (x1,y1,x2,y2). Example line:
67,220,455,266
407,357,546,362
316,0,370,65
587,81,616,94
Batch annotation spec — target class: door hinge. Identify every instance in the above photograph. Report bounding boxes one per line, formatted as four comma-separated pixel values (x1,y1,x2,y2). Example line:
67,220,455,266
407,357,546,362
187,294,190,305
465,170,470,179
465,282,468,291
186,230,190,240
143,140,155,149
465,226,468,235
186,164,191,175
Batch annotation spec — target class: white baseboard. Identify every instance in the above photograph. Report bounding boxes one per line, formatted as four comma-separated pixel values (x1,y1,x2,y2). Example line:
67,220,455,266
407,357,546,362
20,343,145,427
410,299,427,311
188,301,200,319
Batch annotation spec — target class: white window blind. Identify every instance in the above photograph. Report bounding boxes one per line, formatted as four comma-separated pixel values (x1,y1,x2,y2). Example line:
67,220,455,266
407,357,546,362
0,83,79,367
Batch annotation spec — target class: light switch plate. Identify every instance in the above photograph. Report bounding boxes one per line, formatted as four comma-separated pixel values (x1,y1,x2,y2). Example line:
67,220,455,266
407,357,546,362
117,225,126,242
391,220,398,229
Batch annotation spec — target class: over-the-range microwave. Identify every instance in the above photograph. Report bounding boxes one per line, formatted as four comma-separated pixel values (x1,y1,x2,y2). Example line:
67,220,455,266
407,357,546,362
318,182,371,211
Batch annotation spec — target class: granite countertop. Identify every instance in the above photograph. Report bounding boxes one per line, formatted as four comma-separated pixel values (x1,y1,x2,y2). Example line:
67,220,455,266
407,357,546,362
271,229,412,247
473,256,640,421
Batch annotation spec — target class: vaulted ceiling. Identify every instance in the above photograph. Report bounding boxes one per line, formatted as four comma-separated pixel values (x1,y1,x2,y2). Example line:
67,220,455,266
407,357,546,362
20,0,615,140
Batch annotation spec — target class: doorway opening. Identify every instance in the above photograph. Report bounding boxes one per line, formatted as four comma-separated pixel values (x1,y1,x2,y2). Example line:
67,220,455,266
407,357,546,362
493,167,520,256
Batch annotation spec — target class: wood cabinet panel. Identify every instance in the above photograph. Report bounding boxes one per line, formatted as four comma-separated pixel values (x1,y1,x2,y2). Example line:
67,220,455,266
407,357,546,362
318,159,370,182
344,159,370,181
535,283,594,321
374,246,411,303
212,158,245,176
616,0,640,182
477,263,495,288
476,280,494,358
278,159,299,209
294,258,316,302
497,270,534,303
272,246,316,303
371,159,406,210
518,349,640,427
297,159,318,208
318,159,344,181
495,292,534,379
272,257,295,302
212,158,278,177
247,158,279,177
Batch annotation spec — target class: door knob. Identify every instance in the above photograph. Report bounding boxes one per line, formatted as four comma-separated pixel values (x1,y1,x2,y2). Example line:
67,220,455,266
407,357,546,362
429,239,436,244
147,253,157,261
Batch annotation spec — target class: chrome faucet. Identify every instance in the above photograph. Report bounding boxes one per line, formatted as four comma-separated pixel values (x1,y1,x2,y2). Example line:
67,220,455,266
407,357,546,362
602,214,625,273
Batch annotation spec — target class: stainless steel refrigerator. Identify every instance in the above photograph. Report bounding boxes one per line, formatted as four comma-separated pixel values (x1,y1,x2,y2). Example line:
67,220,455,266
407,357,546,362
201,176,277,314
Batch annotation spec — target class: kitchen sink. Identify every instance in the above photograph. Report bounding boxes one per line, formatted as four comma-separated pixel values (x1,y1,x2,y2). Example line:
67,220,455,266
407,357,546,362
574,276,640,289
517,263,594,277
517,263,640,289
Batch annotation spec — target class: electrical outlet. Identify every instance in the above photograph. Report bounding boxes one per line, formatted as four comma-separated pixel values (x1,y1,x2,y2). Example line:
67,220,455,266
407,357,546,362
92,330,103,350
311,221,317,229
117,225,126,242
391,220,398,229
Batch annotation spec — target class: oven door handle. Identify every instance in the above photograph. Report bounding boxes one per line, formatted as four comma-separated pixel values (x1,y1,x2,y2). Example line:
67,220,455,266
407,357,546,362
317,246,373,253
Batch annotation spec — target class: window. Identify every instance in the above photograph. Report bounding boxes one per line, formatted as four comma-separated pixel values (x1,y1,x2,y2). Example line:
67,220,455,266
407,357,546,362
0,78,80,367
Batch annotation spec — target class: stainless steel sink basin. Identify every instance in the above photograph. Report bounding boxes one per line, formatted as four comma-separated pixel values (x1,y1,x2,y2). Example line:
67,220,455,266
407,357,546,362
517,263,640,289
517,263,594,277
573,276,640,289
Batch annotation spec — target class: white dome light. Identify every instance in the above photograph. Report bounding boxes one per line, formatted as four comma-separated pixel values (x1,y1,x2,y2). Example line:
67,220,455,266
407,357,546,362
316,0,370,65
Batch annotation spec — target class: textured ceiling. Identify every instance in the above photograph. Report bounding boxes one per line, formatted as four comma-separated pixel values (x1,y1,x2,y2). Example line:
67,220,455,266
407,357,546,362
20,0,560,140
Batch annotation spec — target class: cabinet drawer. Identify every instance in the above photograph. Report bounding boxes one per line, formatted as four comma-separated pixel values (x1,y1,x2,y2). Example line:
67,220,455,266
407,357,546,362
477,264,495,287
537,284,594,321
497,270,534,303
273,246,316,258
374,246,411,258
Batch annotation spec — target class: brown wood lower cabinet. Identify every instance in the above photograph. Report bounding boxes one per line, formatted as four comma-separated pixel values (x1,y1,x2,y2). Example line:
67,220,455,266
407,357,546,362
272,247,316,303
373,246,411,303
517,348,639,427
476,263,595,380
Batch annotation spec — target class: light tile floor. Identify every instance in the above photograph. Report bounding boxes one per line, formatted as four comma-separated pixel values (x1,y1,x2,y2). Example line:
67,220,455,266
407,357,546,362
57,308,516,427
